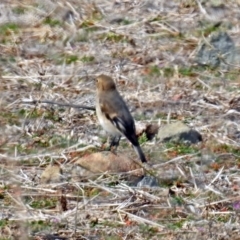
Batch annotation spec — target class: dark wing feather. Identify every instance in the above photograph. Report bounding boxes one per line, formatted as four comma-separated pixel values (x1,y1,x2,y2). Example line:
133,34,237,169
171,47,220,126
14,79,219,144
99,91,136,139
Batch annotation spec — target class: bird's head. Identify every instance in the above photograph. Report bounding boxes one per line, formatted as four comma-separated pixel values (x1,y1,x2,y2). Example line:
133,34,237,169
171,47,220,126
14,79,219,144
96,75,116,91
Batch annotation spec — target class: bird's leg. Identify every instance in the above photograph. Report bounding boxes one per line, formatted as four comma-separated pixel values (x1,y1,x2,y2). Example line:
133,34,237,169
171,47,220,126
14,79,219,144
110,135,121,147
107,135,121,152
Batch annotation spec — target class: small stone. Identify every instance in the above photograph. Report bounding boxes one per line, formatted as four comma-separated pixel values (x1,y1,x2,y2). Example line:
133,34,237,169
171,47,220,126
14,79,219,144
157,121,202,144
41,164,62,184
137,176,159,187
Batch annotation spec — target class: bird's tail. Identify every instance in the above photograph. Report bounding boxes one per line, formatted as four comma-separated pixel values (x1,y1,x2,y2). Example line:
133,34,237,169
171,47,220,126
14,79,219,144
133,145,147,163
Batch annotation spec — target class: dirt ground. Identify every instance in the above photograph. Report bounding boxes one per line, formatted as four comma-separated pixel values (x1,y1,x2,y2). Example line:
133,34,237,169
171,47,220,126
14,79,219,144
0,1,240,239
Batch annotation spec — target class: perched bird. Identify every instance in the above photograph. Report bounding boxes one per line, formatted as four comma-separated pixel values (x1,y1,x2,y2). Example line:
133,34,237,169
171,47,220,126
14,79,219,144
96,74,147,163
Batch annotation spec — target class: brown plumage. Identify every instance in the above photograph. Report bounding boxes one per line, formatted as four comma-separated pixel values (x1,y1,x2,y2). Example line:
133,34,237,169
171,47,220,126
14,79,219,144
96,74,147,163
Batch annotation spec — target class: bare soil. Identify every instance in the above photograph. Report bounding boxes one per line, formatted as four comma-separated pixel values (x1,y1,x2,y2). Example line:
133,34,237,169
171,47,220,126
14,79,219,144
0,1,240,239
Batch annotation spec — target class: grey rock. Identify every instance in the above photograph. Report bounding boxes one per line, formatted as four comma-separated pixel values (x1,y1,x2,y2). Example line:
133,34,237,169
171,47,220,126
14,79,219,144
137,175,159,188
226,123,240,141
196,32,236,69
157,121,202,144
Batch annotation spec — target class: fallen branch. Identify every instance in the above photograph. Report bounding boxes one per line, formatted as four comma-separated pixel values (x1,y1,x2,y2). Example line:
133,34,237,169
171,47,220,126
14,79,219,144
21,99,95,111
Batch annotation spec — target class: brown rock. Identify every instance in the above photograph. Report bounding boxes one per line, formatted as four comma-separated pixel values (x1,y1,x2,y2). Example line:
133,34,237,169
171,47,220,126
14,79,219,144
40,164,62,184
74,151,144,176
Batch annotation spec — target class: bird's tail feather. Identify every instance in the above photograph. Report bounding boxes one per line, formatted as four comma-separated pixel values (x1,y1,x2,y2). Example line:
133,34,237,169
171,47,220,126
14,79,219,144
133,145,147,163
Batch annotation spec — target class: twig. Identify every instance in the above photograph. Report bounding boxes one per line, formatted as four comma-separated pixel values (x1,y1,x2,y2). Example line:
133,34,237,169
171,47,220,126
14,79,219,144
118,210,164,229
21,99,95,111
153,153,199,167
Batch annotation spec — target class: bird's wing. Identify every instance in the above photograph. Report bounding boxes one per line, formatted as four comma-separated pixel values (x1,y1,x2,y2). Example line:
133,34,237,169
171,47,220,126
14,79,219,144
99,96,131,135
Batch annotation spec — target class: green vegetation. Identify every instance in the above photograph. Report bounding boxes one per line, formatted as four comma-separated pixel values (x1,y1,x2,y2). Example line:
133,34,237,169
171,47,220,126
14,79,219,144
80,20,100,32
30,198,57,209
65,54,78,64
165,142,199,155
12,6,26,14
43,17,61,27
81,55,95,63
139,132,148,145
0,23,19,35
100,32,125,42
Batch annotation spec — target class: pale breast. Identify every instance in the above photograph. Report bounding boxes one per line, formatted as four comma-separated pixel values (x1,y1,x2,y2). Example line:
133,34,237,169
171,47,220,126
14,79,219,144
96,102,121,136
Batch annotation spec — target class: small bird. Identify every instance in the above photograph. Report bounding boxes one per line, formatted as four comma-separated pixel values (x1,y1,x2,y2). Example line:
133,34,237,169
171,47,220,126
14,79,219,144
96,74,147,163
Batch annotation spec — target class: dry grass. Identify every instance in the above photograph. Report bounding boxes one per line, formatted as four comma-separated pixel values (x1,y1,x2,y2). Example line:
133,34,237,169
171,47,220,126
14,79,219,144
0,0,240,239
